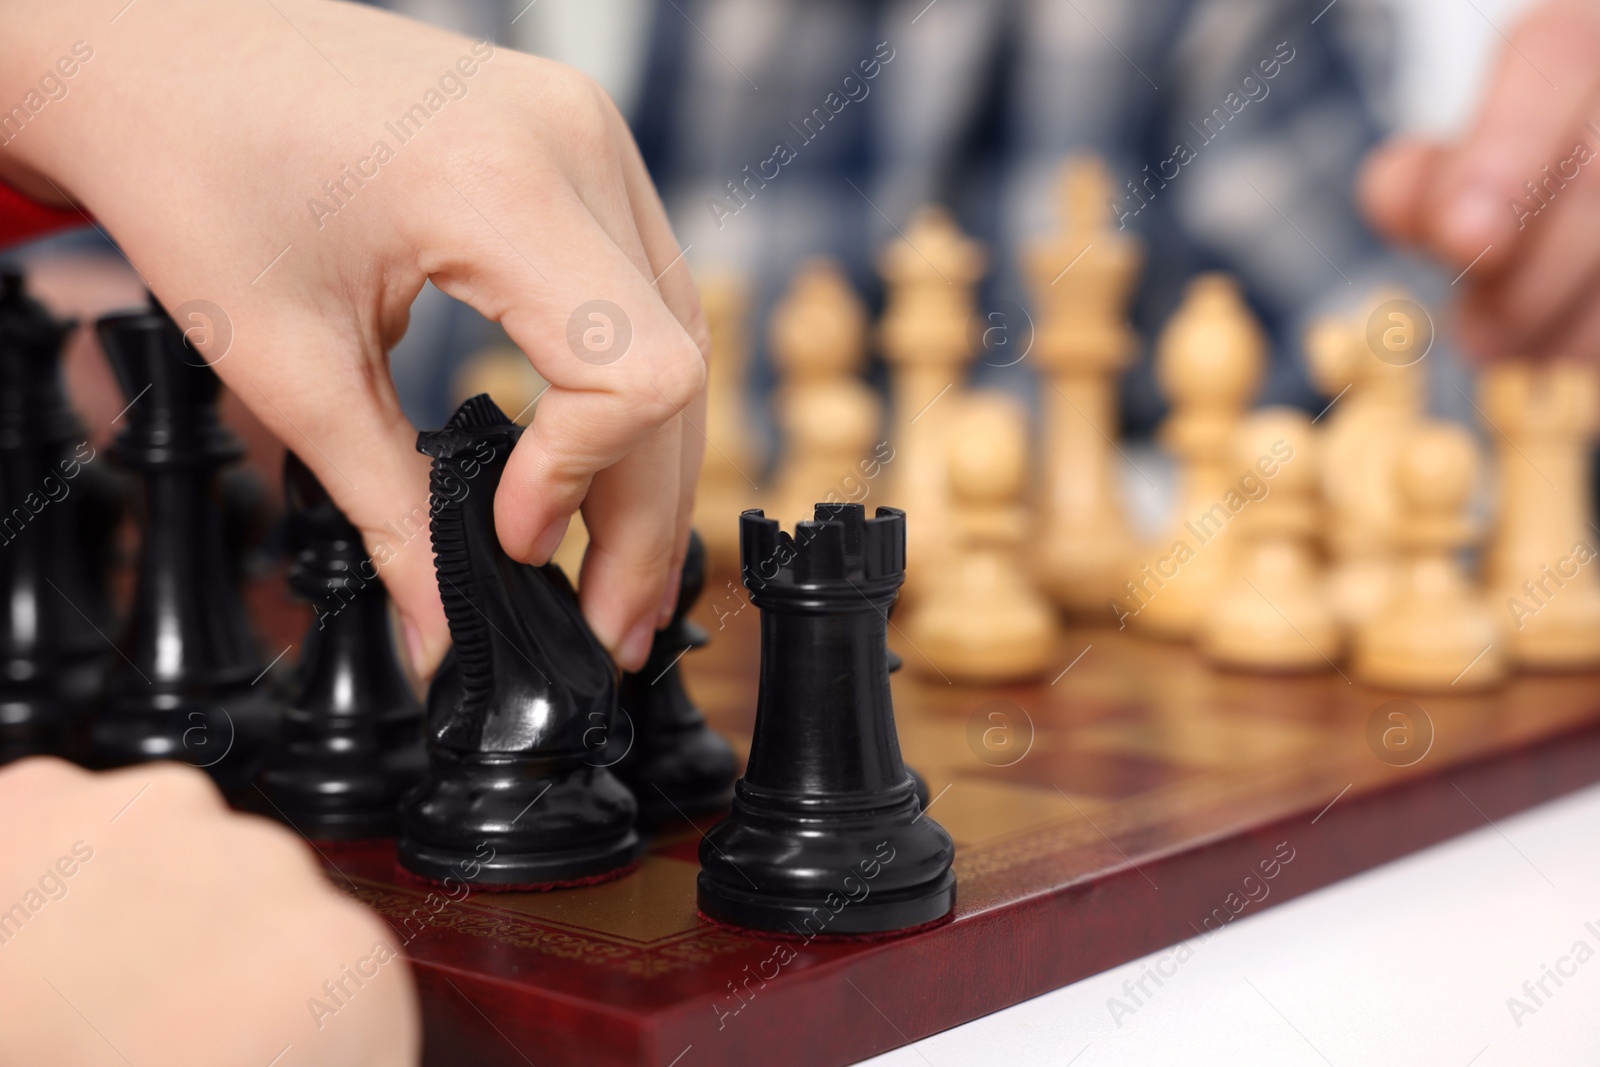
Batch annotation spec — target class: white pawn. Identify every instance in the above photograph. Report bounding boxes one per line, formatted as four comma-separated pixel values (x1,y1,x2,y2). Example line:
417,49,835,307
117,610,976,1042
908,394,1059,683
1354,422,1506,692
1200,408,1340,672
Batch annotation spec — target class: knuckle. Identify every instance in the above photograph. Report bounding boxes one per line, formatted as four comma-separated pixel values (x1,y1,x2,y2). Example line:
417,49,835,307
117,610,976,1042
680,295,712,366
521,443,595,500
634,335,707,415
0,756,83,795
235,817,321,877
536,62,617,159
337,898,400,948
293,897,395,963
639,537,676,574
587,529,674,578
143,762,227,811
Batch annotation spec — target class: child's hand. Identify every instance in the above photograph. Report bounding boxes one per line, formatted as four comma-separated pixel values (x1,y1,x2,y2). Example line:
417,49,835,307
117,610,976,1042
1360,0,1600,365
0,0,708,675
0,758,420,1066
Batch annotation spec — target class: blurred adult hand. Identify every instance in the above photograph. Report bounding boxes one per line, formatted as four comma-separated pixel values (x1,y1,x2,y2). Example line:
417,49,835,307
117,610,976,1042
0,0,708,676
1360,0,1600,364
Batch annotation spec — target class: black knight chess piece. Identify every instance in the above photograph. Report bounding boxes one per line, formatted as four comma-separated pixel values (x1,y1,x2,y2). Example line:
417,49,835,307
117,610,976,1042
255,453,423,838
609,529,736,825
0,269,113,761
87,295,276,789
698,504,955,935
398,395,640,888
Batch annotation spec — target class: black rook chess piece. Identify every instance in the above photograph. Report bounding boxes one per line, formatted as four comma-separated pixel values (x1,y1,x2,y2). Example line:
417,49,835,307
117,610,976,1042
698,504,955,935
610,529,736,825
88,295,276,789
255,453,423,839
0,269,112,761
398,395,640,888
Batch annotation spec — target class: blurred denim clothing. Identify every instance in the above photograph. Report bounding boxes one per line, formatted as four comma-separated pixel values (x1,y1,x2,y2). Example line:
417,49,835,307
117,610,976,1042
374,0,1409,440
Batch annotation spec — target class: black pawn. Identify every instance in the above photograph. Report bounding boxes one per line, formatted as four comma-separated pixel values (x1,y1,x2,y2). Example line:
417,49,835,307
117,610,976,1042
698,504,955,935
885,625,903,674
0,270,112,761
219,464,279,582
610,530,736,825
88,295,276,789
255,453,423,838
398,395,639,888
882,602,930,810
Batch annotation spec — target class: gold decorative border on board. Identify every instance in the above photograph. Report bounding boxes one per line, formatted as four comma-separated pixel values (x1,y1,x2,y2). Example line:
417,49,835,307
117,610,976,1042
348,882,760,977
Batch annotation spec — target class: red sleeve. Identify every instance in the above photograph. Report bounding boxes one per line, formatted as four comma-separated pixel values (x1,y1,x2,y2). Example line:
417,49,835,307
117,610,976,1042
0,180,88,250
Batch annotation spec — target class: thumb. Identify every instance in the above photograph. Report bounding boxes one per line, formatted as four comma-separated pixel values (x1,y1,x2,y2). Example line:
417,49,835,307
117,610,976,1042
1358,136,1442,248
343,447,451,683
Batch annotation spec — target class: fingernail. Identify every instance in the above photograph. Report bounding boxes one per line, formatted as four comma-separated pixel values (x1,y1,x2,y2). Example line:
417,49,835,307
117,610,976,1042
529,515,571,564
1442,183,1504,252
617,617,656,672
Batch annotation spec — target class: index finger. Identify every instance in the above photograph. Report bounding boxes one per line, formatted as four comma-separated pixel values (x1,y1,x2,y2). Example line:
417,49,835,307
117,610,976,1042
1428,0,1600,269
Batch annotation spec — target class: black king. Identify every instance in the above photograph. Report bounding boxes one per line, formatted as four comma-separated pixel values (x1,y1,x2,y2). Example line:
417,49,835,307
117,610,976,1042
89,295,274,790
0,270,110,759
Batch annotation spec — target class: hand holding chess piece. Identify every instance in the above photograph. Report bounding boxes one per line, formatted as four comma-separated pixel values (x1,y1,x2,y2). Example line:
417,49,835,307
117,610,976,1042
0,0,713,681
1200,408,1341,672
907,394,1059,683
1354,421,1506,692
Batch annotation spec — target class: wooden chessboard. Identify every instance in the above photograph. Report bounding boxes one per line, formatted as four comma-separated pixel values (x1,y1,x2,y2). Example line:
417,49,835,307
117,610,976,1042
275,574,1600,1067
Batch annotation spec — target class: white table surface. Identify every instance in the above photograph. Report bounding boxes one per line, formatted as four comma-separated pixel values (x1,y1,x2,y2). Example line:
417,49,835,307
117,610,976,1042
855,780,1600,1066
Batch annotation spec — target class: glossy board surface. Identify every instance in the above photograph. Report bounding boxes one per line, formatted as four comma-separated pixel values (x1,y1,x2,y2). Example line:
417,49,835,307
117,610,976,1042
247,575,1600,1067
